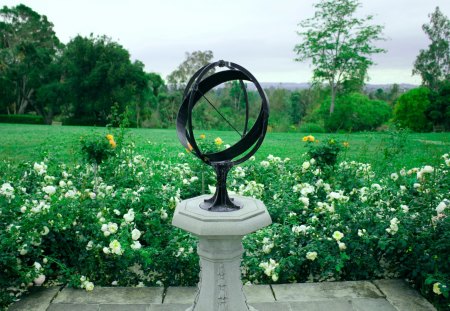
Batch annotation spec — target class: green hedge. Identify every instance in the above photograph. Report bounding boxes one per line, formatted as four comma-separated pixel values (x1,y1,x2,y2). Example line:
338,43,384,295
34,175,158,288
0,114,44,125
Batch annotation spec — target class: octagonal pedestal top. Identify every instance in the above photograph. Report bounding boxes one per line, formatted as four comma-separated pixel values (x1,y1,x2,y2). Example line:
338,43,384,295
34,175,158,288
172,195,272,236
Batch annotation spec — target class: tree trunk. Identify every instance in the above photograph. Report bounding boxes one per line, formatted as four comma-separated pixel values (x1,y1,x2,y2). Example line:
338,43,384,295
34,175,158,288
330,84,336,115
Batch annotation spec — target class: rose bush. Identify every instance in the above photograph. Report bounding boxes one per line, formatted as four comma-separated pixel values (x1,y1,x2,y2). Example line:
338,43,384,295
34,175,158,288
0,134,448,310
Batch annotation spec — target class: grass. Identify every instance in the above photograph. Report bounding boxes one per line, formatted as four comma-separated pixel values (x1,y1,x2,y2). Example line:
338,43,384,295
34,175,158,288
1,123,449,173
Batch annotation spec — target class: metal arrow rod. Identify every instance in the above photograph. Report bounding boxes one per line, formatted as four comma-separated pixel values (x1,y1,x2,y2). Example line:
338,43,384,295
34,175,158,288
197,89,243,138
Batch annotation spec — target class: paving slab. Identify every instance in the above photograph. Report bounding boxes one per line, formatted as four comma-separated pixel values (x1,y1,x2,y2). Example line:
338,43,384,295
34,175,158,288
163,284,275,304
250,302,291,311
289,299,353,310
99,304,148,311
53,287,164,304
149,305,192,311
244,285,275,303
272,281,383,302
163,287,196,304
47,304,100,311
9,287,60,311
352,298,397,311
373,279,436,311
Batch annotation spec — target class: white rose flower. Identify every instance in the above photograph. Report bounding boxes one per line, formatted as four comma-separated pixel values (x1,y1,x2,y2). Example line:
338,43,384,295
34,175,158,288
390,173,399,181
131,241,142,250
306,251,318,261
109,239,123,255
34,274,46,286
436,201,447,214
332,231,344,241
338,242,347,250
433,282,442,295
131,228,141,240
40,226,50,236
123,209,135,223
260,160,270,168
84,281,94,291
107,222,118,234
103,247,111,254
42,186,56,195
302,161,311,170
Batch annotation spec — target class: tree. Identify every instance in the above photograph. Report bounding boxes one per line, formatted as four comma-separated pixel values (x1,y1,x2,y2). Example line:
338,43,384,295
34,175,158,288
60,35,148,125
426,81,450,131
393,88,432,132
0,4,61,114
167,50,214,90
294,0,385,114
413,7,450,91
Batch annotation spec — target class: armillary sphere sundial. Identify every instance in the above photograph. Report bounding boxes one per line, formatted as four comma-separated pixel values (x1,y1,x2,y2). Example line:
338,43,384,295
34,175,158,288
176,60,269,212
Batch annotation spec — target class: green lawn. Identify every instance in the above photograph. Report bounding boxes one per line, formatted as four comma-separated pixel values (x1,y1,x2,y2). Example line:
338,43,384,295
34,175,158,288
1,123,449,173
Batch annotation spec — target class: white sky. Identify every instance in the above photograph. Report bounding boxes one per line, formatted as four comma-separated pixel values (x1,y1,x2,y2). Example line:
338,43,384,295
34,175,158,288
3,0,450,84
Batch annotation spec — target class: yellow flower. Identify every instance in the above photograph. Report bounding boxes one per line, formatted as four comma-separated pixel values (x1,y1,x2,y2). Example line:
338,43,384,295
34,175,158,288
215,137,223,146
106,134,114,141
200,134,206,139
109,139,117,148
302,135,315,142
343,141,349,148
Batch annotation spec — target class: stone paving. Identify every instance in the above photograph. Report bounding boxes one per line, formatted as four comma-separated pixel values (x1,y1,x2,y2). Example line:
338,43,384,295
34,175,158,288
9,279,436,311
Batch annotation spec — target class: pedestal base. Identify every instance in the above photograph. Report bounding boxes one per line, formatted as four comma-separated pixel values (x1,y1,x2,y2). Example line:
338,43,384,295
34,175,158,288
172,195,272,311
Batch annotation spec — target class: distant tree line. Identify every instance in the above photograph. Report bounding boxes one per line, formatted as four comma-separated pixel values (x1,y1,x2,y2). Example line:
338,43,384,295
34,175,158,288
0,3,448,132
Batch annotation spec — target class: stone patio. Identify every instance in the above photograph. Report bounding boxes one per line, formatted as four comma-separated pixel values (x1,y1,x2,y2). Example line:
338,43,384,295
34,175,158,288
9,279,436,311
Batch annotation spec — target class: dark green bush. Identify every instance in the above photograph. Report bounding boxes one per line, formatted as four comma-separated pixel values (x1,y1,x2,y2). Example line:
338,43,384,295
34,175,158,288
0,114,44,124
393,87,432,132
318,93,392,132
299,122,325,133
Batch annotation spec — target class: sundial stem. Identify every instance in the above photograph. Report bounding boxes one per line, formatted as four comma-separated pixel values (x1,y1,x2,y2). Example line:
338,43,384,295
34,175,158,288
200,161,241,212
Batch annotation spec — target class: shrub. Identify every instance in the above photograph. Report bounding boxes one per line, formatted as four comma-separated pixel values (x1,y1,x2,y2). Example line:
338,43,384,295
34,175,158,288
0,135,449,310
393,87,432,132
0,114,44,125
299,122,325,133
317,93,392,132
427,81,450,131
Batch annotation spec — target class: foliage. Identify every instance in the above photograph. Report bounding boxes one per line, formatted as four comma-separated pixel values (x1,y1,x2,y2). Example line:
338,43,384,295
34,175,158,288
60,35,149,126
393,88,432,132
0,114,44,124
299,122,325,133
0,4,62,116
294,0,385,114
317,93,391,132
427,81,450,131
304,136,342,168
167,50,214,90
0,133,449,310
80,134,117,165
413,7,450,91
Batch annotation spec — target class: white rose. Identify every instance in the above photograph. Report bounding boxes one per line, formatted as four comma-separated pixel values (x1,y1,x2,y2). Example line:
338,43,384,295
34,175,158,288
302,161,311,170
436,201,447,214
84,281,94,291
131,241,142,250
34,274,46,286
338,242,347,250
123,209,135,223
332,231,344,241
306,251,318,261
42,186,56,195
131,228,141,240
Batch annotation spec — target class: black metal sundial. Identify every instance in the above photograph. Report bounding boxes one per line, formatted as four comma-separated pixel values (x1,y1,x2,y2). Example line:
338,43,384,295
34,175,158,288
176,60,269,212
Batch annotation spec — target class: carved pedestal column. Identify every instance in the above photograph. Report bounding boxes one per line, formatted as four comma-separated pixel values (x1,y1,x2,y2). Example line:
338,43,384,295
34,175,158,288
172,195,272,311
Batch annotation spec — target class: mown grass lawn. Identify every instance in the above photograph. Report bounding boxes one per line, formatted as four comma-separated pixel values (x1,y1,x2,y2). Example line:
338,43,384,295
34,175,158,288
1,123,449,173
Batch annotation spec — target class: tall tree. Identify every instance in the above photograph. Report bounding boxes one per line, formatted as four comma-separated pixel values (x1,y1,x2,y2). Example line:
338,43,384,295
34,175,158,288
294,0,385,114
0,4,61,114
60,35,148,125
167,50,214,90
413,7,450,91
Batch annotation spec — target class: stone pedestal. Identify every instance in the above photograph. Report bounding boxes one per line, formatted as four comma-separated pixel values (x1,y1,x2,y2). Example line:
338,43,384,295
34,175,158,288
172,195,272,311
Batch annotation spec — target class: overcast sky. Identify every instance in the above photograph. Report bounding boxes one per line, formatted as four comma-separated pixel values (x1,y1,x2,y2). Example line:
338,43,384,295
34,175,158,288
3,0,450,84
